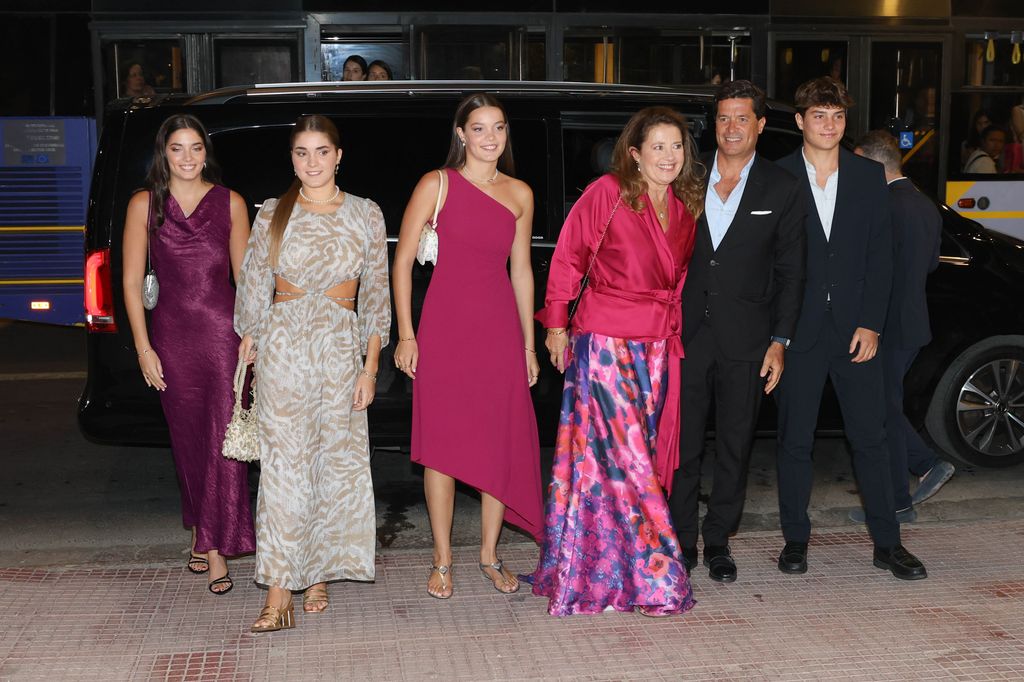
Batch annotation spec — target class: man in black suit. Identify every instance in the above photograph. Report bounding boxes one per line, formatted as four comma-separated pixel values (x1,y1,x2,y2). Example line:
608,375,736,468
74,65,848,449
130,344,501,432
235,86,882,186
849,130,953,523
774,77,927,580
668,80,806,582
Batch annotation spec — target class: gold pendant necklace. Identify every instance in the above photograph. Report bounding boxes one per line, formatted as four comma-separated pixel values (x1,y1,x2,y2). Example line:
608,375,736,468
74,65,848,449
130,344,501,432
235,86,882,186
460,166,498,184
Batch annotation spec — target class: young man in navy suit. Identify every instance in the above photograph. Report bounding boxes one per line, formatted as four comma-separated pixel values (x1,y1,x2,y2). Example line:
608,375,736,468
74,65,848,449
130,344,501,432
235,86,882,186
850,130,953,523
774,77,927,580
668,80,806,582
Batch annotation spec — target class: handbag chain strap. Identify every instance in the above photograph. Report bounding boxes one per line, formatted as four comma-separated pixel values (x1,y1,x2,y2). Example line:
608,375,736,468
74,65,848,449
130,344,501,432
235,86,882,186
429,169,445,228
146,190,154,272
574,195,622,298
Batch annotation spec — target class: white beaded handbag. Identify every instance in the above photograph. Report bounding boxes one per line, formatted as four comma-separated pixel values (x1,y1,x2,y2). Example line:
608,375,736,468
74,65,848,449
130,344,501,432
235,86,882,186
416,169,446,266
222,359,259,462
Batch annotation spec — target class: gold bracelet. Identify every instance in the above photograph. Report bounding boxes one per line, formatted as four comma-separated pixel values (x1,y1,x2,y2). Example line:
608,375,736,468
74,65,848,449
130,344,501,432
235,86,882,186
546,328,567,336
398,336,416,343
360,370,377,381
525,347,537,353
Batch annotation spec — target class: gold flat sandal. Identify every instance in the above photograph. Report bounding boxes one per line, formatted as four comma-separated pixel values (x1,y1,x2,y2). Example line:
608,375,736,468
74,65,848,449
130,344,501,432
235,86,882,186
427,563,453,599
479,559,520,594
250,601,295,633
303,584,329,613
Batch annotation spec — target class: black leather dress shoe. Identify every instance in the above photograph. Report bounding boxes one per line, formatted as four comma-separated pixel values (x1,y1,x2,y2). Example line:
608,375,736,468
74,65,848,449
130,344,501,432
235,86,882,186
873,545,928,580
681,546,698,573
703,545,737,583
778,541,808,574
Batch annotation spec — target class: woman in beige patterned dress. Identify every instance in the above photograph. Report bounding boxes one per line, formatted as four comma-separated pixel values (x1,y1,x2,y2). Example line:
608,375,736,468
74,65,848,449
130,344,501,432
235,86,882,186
235,114,390,632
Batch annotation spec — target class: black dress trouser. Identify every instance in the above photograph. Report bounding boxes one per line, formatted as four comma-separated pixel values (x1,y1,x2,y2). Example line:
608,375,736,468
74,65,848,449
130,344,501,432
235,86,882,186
669,323,763,549
775,315,900,548
883,344,940,511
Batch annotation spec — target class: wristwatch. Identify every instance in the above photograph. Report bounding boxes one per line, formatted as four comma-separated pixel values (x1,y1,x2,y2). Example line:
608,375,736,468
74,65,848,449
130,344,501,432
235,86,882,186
770,336,791,349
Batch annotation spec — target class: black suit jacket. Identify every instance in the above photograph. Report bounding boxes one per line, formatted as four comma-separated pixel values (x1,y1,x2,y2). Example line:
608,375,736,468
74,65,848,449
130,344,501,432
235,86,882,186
776,147,893,352
682,153,806,362
884,178,941,350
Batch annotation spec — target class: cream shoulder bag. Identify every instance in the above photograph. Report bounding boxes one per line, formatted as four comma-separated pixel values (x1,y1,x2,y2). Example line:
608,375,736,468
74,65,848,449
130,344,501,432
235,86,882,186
416,169,445,266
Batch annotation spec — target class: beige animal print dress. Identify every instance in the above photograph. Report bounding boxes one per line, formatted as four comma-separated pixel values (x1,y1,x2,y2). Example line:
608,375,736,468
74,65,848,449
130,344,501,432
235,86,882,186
234,195,390,590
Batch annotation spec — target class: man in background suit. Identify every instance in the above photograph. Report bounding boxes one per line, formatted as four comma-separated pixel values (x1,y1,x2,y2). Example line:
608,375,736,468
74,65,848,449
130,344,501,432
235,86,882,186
668,80,806,582
774,77,927,580
849,131,953,524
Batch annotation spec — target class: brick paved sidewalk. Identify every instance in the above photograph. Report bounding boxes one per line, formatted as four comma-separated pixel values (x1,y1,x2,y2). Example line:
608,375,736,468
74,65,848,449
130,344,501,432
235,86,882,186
2,520,1023,681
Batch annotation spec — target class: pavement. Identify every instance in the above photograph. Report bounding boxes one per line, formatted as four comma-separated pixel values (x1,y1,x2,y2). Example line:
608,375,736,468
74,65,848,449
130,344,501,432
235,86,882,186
3,320,1024,680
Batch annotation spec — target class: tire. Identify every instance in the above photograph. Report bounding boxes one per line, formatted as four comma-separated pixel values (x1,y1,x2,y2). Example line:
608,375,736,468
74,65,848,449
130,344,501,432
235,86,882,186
926,338,1024,468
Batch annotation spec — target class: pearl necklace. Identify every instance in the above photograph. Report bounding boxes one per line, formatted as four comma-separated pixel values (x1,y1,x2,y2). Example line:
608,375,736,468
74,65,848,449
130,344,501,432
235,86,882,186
299,185,340,204
460,166,498,184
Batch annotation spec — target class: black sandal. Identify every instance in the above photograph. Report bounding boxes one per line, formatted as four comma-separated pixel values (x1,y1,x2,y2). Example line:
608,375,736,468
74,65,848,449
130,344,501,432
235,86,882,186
187,553,209,574
208,574,233,595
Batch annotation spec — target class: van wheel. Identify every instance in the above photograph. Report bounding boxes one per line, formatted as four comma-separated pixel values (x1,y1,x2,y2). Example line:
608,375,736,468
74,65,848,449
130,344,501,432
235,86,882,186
926,340,1024,468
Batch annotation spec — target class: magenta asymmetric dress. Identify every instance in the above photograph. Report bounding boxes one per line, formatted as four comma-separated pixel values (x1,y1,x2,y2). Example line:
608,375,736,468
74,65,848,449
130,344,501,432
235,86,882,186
149,185,256,557
411,169,543,540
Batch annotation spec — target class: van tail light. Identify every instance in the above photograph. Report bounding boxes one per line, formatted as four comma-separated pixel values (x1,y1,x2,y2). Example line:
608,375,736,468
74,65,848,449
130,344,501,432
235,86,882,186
957,198,976,209
85,248,117,333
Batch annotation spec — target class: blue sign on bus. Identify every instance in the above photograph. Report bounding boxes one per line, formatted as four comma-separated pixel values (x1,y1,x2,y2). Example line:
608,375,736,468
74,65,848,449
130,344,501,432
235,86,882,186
899,131,915,149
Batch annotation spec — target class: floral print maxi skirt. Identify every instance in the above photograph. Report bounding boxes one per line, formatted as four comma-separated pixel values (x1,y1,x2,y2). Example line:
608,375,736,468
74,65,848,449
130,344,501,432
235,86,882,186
531,332,695,617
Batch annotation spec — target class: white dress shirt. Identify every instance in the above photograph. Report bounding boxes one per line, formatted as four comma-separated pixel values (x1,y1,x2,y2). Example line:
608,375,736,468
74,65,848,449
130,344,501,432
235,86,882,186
802,149,839,241
705,152,756,250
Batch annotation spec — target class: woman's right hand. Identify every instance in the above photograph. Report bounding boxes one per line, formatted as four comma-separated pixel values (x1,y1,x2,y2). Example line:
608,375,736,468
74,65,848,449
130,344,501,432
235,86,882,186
137,349,166,391
394,338,418,379
238,335,257,365
545,329,569,374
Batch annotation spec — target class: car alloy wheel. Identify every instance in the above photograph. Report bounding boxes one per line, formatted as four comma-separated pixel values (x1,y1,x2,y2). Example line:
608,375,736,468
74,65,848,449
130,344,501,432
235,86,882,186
955,358,1024,459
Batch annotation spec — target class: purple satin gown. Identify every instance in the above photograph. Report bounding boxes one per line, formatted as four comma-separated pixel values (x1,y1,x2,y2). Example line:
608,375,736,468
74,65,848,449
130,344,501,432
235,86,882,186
149,185,256,556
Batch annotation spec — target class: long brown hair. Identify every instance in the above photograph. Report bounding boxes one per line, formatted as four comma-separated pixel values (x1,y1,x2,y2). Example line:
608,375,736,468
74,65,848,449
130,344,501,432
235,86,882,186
267,114,341,267
145,114,221,228
609,106,705,218
443,93,515,176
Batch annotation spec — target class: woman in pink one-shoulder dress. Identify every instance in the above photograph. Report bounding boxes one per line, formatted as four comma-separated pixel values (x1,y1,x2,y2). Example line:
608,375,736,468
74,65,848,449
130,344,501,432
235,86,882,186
393,93,543,599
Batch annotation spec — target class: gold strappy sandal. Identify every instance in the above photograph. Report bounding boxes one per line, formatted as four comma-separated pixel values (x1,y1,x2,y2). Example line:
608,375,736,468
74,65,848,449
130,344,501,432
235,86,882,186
303,584,329,613
427,563,453,599
479,559,520,594
250,600,295,633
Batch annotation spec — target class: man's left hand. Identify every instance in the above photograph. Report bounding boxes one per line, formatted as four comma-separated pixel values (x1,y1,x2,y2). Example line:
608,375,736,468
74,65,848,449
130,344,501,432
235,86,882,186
849,327,880,363
760,341,785,394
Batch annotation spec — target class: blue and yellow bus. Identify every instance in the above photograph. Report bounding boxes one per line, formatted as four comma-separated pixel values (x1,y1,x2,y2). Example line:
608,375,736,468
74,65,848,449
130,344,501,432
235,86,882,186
0,117,96,326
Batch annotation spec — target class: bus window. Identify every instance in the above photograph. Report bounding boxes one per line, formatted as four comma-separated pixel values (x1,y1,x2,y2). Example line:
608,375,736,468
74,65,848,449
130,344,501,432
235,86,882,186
946,91,1024,242
774,40,848,104
101,39,185,101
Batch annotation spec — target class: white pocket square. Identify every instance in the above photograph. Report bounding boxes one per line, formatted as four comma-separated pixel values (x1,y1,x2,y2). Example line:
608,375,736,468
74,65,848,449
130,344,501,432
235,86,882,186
750,210,773,215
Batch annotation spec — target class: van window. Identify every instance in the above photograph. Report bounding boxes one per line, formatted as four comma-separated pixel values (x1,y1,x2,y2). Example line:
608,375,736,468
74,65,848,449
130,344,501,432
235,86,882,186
212,115,549,239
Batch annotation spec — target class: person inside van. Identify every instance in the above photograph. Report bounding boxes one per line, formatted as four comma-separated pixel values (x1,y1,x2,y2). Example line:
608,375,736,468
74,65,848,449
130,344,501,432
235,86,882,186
122,113,255,596
342,55,368,81
121,62,155,99
236,114,390,632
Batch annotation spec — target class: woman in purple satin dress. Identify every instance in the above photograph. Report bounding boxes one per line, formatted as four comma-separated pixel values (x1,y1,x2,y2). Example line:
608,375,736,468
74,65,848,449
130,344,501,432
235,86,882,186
393,94,543,599
122,114,256,594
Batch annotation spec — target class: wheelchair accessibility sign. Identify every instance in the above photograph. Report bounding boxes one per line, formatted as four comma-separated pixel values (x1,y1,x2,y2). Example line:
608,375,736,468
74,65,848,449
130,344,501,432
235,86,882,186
899,131,914,149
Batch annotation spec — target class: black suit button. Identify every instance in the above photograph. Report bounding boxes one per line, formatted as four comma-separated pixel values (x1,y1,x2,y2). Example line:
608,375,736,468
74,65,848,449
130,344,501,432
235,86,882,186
710,259,719,267
704,309,711,318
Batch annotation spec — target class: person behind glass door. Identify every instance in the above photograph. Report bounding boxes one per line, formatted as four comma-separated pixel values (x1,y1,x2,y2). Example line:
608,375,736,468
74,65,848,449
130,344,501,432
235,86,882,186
342,55,368,81
235,115,390,632
773,77,927,581
960,109,993,168
392,93,543,600
849,130,953,527
122,114,255,595
121,62,155,98
668,80,806,584
963,125,1006,173
532,106,701,617
368,60,393,81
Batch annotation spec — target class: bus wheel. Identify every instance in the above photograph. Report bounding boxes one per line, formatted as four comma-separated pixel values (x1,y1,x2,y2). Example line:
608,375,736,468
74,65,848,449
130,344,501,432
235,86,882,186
926,339,1024,468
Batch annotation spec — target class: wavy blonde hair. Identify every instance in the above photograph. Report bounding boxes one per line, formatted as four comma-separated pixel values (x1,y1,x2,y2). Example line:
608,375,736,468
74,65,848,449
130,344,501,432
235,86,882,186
609,106,705,219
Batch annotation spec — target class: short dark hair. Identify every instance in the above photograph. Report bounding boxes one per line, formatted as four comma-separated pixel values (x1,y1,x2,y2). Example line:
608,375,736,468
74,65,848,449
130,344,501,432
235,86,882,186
980,125,1006,141
794,76,855,115
714,80,766,119
854,130,902,173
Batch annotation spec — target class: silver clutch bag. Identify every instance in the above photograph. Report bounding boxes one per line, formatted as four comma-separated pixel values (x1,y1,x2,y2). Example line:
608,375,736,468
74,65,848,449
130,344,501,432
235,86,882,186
222,359,259,462
415,169,445,266
142,269,159,310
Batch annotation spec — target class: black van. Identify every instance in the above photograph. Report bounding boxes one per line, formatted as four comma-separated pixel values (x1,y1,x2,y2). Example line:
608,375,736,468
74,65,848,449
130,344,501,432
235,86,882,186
78,81,1024,468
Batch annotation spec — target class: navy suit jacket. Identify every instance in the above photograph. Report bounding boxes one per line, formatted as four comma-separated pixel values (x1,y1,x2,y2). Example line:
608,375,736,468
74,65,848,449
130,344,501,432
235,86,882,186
683,153,807,362
884,178,941,350
776,147,893,352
